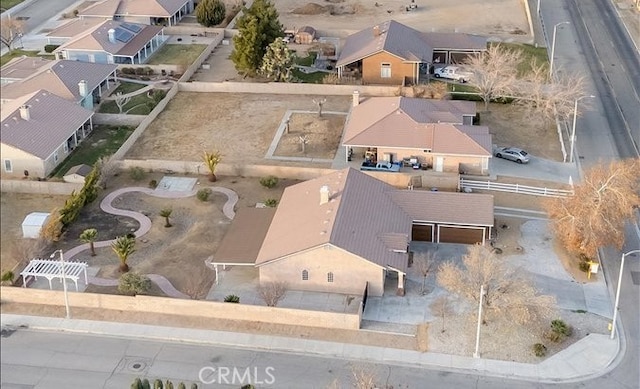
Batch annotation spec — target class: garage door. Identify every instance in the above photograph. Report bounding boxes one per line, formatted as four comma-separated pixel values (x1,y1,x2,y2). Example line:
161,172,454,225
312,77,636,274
438,226,484,244
412,224,433,242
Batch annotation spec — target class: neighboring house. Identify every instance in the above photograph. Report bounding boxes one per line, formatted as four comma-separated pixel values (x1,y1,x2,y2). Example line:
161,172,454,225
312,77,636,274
53,20,167,64
0,56,52,85
1,90,94,178
210,168,494,297
1,60,117,109
343,95,492,175
79,0,194,26
46,18,105,45
63,164,93,183
336,20,487,85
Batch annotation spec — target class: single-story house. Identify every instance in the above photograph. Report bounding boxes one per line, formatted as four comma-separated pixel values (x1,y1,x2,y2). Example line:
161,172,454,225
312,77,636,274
63,164,93,183
343,95,491,175
336,20,487,85
53,20,168,64
79,0,194,26
295,26,316,44
1,90,94,178
0,56,52,85
46,18,105,45
1,60,117,109
210,168,494,297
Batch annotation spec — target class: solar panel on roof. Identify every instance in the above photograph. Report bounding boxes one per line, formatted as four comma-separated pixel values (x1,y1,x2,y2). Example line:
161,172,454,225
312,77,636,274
121,23,142,33
115,28,134,43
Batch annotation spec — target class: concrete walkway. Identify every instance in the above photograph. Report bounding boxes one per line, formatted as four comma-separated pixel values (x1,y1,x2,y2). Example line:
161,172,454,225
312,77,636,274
61,185,239,298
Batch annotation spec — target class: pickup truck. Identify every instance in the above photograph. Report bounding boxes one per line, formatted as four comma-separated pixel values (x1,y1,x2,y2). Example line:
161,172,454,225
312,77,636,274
360,161,401,172
433,66,473,83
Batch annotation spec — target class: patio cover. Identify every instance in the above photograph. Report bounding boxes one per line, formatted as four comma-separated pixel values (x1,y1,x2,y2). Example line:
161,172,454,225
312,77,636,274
20,259,88,291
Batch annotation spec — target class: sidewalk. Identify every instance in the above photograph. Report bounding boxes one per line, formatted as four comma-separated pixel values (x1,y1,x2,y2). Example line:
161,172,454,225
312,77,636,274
0,313,618,383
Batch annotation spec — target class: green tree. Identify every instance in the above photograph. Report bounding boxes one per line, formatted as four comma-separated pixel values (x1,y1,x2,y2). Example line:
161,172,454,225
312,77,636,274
231,0,283,76
79,228,98,256
119,272,151,295
112,235,136,272
195,0,226,27
259,37,294,82
159,207,173,228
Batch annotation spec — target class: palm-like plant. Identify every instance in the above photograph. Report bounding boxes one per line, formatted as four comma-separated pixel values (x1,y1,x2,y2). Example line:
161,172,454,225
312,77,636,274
159,207,173,227
111,235,136,272
79,228,98,256
202,150,222,182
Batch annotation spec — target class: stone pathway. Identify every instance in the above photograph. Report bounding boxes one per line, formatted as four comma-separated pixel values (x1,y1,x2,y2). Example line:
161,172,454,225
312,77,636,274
63,185,238,298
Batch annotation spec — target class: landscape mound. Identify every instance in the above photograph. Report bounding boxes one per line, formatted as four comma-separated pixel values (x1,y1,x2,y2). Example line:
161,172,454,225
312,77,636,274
292,3,327,15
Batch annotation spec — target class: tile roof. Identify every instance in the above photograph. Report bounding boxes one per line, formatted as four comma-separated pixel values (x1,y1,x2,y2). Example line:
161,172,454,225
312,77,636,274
390,191,494,226
213,207,277,264
337,20,433,67
79,0,121,16
1,60,117,102
1,90,93,159
46,18,104,39
256,168,412,272
343,97,491,156
54,20,162,57
421,32,488,51
0,56,52,82
80,0,190,17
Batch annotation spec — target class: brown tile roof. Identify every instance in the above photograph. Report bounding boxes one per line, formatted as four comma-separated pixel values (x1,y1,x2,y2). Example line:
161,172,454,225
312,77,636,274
337,20,433,67
46,18,104,39
343,97,491,156
421,32,488,51
80,0,191,17
0,56,52,82
1,60,117,102
391,191,494,226
54,20,162,57
256,168,411,272
213,207,276,265
1,90,93,159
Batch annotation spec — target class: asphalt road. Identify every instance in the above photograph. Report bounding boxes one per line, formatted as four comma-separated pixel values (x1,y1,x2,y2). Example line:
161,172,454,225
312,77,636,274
3,0,78,35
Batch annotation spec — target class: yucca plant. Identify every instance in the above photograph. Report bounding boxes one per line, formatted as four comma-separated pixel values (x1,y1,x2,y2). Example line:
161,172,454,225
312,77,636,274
202,150,222,182
79,228,98,256
112,235,136,272
159,207,173,228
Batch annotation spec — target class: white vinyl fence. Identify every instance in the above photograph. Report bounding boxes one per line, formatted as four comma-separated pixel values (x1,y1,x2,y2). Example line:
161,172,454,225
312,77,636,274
459,178,574,197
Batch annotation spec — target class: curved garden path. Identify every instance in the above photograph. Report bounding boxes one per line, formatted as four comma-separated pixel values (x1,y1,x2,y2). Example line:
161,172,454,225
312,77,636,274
64,186,238,298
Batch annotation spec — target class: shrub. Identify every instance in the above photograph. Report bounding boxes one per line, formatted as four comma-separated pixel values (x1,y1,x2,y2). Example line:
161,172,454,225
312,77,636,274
144,67,154,75
119,272,151,295
135,67,145,75
264,198,278,207
1,270,15,284
121,67,135,74
141,379,151,389
224,294,240,303
532,343,547,357
149,179,158,188
551,319,572,337
129,166,146,181
259,175,278,189
197,188,213,201
578,259,590,273
44,44,60,53
154,379,163,389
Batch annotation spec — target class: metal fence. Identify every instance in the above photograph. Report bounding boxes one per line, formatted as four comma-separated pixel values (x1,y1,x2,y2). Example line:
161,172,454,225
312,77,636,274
459,178,574,197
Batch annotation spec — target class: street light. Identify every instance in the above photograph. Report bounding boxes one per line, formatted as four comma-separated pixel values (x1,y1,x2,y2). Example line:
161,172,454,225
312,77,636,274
569,95,595,163
473,284,486,358
50,249,71,319
610,249,640,339
550,21,570,79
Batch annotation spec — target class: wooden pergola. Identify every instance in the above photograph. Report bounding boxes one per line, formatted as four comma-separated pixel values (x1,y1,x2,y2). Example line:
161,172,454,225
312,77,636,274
20,259,88,291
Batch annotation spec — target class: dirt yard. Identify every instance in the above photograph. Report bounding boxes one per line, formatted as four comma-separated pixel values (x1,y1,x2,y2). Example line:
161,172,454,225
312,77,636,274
275,0,531,40
274,112,346,158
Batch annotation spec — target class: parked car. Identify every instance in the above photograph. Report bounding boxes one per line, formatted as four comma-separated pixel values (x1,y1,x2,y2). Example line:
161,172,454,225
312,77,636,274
494,147,530,164
433,66,473,83
360,161,402,172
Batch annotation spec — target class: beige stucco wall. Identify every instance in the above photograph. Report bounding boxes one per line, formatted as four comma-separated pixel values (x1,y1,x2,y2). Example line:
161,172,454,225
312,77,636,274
0,286,362,330
375,147,489,175
0,144,45,178
362,52,418,85
259,244,386,296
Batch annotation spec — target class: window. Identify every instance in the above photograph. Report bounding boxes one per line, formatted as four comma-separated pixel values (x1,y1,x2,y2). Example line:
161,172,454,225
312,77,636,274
327,272,334,283
380,63,391,78
63,142,69,153
4,159,12,173
302,270,309,281
53,151,59,162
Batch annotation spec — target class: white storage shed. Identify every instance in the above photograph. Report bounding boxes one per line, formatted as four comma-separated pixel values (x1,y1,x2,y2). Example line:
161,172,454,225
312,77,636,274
21,212,50,239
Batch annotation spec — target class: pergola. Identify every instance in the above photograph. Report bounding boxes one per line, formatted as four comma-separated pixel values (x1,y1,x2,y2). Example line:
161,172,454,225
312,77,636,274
20,259,88,291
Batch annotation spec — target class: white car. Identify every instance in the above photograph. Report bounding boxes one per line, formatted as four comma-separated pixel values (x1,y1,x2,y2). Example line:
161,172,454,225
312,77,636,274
494,147,530,164
433,66,473,83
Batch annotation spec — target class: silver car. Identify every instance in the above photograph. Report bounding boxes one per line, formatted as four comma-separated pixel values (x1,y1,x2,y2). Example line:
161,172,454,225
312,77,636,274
494,147,530,164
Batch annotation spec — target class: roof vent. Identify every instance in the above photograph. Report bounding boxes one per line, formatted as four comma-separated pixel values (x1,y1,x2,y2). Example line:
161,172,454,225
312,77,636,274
19,105,30,121
373,25,381,37
352,91,360,107
320,185,330,205
107,28,116,44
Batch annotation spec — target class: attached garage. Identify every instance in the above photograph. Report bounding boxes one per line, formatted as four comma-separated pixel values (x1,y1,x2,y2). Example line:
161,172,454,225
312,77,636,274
438,225,485,244
412,224,433,242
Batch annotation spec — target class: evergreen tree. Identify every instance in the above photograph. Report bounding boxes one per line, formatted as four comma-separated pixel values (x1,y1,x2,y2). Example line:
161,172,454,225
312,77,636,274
259,37,295,82
195,0,226,27
231,0,283,76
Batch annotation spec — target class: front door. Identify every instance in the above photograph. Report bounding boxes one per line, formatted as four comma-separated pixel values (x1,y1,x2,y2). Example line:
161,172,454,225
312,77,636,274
435,157,444,172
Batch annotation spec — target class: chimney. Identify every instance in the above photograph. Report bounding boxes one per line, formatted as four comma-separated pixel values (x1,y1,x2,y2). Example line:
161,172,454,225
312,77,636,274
19,105,30,120
352,91,360,107
108,28,116,43
78,80,88,97
320,185,330,205
373,25,380,37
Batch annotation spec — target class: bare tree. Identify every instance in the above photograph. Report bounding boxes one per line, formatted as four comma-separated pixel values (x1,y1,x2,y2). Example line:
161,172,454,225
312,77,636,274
412,251,435,295
463,44,522,112
437,244,555,324
0,18,24,52
8,237,49,267
312,97,327,117
184,267,212,300
544,158,640,257
298,135,309,153
95,155,118,189
114,92,131,114
430,295,452,333
257,281,287,307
